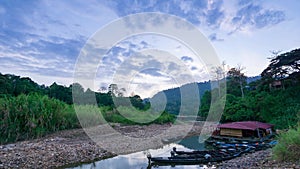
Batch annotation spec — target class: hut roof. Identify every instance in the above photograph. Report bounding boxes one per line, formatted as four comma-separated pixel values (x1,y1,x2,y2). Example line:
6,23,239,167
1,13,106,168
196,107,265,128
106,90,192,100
218,121,274,131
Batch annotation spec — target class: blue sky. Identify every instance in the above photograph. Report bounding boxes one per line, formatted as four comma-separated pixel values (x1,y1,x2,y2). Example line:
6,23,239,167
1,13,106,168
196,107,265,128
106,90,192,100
0,0,299,97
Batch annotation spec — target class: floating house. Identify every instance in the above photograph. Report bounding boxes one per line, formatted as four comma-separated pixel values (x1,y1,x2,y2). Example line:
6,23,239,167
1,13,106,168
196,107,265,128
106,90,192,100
215,121,274,138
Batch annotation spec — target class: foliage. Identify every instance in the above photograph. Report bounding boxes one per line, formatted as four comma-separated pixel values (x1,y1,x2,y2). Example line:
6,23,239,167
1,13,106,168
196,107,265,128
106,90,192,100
0,93,80,143
200,48,300,129
0,73,177,144
262,48,300,81
101,106,175,125
273,125,300,163
200,83,300,129
75,105,106,128
0,90,175,144
48,82,73,104
0,73,43,97
227,67,247,97
261,48,300,89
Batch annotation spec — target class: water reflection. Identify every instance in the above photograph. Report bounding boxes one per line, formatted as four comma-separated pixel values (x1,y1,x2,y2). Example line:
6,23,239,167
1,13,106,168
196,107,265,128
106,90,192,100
68,136,214,169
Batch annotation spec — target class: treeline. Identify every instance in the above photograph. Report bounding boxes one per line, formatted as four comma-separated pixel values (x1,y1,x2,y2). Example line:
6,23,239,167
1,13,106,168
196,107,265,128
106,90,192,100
0,73,154,109
200,48,300,129
0,74,175,144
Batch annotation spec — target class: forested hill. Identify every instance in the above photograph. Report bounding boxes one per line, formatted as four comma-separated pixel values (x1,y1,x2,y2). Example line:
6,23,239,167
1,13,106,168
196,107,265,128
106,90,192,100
150,76,260,115
246,76,261,83
150,81,210,115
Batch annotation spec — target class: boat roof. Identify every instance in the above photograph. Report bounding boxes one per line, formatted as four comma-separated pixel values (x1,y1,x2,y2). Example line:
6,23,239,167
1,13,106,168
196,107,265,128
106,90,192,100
218,121,274,131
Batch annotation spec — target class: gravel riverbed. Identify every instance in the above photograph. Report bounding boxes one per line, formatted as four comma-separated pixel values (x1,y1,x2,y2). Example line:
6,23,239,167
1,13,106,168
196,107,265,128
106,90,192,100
217,149,300,169
0,129,112,169
1,123,299,169
0,123,205,169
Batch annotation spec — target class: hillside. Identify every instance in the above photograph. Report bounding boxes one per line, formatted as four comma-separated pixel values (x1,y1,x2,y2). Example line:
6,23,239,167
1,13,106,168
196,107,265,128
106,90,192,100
151,76,260,115
150,81,210,115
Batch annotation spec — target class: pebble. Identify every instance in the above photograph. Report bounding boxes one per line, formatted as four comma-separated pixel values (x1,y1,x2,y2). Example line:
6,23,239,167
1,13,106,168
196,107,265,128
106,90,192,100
0,129,113,169
217,149,300,169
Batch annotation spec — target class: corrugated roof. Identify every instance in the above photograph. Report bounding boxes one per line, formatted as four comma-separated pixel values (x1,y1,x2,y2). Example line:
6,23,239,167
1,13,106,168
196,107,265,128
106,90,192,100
218,121,274,131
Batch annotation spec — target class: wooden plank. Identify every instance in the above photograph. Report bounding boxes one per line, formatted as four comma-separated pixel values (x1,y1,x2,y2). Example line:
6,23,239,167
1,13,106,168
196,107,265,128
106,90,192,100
220,128,243,137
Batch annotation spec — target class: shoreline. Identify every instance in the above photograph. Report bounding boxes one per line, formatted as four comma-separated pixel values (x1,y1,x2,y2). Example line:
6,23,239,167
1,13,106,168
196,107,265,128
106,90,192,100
0,128,113,169
0,123,206,169
217,148,300,169
0,123,298,169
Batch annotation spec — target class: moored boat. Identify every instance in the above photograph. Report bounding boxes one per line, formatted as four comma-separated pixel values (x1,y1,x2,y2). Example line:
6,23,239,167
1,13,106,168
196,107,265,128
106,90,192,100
147,147,244,165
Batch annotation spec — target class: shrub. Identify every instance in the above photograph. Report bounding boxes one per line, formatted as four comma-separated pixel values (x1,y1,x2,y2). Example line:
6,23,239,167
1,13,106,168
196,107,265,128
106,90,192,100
0,93,80,143
75,105,105,128
272,125,300,163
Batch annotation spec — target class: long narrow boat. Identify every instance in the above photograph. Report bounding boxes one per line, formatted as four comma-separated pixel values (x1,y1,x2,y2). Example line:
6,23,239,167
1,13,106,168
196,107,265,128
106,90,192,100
147,148,243,165
172,147,213,155
172,146,254,155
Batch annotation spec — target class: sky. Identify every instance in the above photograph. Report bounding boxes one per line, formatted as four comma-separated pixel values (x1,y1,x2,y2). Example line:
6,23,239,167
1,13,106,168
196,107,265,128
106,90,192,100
0,0,299,98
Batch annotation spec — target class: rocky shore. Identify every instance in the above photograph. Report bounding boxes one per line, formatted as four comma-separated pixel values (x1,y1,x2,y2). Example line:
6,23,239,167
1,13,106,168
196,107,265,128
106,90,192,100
0,123,205,169
217,149,300,169
0,129,113,169
1,123,299,169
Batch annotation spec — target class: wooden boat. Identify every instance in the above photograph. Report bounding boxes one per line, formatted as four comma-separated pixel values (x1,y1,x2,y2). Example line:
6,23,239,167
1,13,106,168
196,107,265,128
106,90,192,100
147,138,274,165
172,147,213,155
147,147,243,165
173,145,254,155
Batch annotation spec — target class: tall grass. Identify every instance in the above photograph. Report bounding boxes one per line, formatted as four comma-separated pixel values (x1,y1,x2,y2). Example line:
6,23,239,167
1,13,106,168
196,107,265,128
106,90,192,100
0,94,176,144
272,124,300,163
101,106,176,125
0,93,80,144
75,105,106,128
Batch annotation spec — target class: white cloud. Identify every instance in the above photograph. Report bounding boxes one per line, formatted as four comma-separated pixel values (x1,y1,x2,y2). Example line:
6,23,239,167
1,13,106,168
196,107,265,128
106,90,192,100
21,0,118,39
0,0,299,98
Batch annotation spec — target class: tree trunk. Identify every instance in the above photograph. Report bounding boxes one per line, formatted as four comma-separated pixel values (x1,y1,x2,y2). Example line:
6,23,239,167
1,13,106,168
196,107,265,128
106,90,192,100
239,78,244,98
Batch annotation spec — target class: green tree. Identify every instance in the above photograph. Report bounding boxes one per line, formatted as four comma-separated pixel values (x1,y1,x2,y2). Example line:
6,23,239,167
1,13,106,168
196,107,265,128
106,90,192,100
49,83,72,104
227,66,247,98
130,95,145,110
261,48,300,89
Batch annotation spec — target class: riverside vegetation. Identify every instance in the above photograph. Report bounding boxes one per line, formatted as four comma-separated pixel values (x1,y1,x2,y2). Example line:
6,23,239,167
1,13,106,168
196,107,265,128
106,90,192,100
0,48,300,163
0,93,175,144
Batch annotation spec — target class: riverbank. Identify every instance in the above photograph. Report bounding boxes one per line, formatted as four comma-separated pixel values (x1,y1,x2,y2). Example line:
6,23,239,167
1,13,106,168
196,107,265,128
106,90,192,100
1,123,298,169
217,148,300,169
0,128,113,169
0,122,207,169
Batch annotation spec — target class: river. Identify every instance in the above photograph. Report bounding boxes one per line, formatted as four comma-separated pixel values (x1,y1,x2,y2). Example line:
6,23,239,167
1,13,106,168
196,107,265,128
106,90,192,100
67,136,213,169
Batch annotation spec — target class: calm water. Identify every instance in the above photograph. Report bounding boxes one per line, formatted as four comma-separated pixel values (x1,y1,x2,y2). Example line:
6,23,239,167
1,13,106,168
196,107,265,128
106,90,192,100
68,136,213,169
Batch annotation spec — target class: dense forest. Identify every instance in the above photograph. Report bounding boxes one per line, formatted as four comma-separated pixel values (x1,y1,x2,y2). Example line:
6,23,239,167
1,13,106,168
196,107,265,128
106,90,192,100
199,48,300,129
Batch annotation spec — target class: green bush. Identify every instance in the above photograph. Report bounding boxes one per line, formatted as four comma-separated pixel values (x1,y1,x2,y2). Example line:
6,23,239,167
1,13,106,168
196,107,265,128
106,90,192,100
272,125,300,163
0,93,80,144
75,105,105,128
